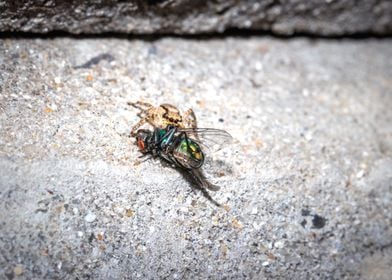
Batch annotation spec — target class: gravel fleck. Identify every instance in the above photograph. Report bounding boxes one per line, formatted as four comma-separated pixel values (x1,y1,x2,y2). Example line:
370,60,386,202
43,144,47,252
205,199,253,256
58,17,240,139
84,212,97,223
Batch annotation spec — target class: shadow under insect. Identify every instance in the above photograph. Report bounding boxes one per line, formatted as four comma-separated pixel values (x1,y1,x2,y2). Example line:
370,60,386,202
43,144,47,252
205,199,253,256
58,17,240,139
177,167,221,207
135,125,232,207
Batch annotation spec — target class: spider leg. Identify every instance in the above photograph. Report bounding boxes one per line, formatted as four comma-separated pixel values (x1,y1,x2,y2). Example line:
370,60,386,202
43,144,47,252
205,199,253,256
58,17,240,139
183,108,197,129
127,101,153,120
137,111,148,118
183,108,200,140
128,101,154,111
130,118,147,136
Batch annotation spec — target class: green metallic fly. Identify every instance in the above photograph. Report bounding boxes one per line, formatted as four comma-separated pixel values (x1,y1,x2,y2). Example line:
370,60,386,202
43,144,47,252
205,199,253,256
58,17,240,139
135,125,232,191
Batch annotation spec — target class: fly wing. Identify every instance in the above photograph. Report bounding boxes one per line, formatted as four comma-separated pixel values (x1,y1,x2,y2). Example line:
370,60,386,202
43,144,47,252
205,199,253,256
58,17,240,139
177,128,233,152
172,151,203,170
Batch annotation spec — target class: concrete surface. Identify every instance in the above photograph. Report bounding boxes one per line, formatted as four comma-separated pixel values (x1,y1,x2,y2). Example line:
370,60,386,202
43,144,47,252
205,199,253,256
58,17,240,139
1,0,392,36
0,37,392,279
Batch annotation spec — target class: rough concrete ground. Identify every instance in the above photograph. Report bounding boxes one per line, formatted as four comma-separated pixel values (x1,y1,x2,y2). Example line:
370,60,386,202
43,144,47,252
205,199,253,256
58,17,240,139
0,37,391,279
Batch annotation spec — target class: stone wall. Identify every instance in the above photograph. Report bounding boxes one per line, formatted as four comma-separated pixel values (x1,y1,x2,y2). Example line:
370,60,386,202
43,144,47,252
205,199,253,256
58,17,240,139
1,0,391,36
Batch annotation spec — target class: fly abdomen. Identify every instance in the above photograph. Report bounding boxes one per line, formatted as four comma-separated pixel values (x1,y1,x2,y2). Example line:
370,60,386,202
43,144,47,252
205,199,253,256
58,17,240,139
173,138,204,169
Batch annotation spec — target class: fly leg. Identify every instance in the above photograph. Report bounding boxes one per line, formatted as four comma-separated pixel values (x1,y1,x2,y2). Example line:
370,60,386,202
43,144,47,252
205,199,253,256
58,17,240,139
133,152,153,166
138,153,153,161
182,131,193,157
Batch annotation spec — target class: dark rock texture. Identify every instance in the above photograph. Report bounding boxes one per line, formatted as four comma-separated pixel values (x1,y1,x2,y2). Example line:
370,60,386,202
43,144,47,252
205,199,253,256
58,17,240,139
1,0,392,35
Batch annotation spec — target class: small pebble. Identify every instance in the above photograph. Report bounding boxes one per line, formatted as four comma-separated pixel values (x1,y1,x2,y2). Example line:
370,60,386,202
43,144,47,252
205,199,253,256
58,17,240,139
356,170,365,178
251,207,258,215
232,218,243,229
274,240,284,249
84,212,96,222
48,103,58,111
125,209,134,217
13,265,23,276
97,232,104,240
86,74,93,81
304,132,313,141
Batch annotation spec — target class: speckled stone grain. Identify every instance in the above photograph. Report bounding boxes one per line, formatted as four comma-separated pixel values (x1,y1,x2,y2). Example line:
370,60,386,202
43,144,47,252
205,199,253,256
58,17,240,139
0,37,392,279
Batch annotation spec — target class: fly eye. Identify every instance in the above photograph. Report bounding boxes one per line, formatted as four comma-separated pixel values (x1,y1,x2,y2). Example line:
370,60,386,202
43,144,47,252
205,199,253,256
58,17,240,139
137,139,146,151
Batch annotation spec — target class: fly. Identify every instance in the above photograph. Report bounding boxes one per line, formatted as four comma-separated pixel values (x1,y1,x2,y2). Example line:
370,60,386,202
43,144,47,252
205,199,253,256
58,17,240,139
135,125,232,192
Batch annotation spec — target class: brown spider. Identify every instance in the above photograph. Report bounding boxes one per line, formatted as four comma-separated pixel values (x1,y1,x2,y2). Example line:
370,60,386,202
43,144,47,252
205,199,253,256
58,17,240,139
129,101,197,136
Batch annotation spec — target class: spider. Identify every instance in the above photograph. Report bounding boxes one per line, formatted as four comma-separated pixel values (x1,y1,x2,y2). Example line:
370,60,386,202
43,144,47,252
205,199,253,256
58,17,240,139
129,101,197,136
